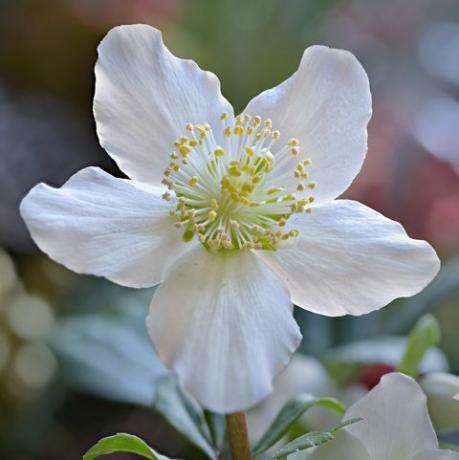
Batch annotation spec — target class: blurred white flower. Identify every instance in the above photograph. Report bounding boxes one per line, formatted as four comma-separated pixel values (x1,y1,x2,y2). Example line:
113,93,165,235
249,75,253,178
420,372,459,434
247,354,365,443
0,248,57,397
298,373,459,460
21,25,440,412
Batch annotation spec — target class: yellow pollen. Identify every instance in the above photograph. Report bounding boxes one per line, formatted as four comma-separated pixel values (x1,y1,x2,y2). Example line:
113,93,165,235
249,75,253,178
214,147,225,157
162,117,316,251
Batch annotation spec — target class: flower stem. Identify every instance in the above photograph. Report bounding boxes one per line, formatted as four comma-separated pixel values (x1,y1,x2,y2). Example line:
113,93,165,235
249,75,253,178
226,412,252,460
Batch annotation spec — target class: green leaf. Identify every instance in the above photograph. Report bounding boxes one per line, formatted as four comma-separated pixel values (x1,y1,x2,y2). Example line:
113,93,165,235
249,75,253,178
82,433,167,460
153,375,215,458
330,417,363,432
253,394,346,455
266,417,362,460
397,314,441,377
265,431,334,460
440,442,459,453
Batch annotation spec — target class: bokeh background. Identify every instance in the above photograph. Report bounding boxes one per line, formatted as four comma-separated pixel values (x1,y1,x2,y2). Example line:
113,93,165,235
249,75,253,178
0,0,458,458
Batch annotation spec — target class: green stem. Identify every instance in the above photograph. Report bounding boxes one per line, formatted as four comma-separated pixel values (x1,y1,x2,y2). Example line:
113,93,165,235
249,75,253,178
226,412,252,460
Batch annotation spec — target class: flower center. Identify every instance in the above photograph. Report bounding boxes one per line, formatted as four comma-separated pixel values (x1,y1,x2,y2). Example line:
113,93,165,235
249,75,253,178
161,113,316,251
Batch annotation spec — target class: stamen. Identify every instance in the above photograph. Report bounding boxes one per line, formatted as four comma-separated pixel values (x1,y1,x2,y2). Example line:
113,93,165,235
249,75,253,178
161,114,316,251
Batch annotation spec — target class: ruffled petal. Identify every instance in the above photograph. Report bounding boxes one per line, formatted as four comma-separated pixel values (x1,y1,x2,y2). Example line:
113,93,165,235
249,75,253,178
94,24,234,185
255,200,440,316
20,167,190,287
147,247,301,413
345,373,438,459
244,45,371,203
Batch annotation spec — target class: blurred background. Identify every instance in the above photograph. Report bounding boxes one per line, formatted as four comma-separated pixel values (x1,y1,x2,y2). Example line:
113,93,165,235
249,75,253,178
0,0,458,458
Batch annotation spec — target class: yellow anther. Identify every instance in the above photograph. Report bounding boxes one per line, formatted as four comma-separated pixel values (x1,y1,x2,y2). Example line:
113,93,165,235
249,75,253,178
170,152,178,160
288,138,299,147
278,218,287,227
220,112,228,120
179,145,192,156
245,146,254,157
267,187,283,195
291,147,299,156
305,208,312,213
185,123,194,131
162,192,171,201
296,183,305,192
303,159,311,166
253,116,262,126
309,196,315,203
308,181,316,189
189,176,199,186
244,114,251,123
229,166,241,177
241,182,253,194
189,139,198,147
208,210,217,221
234,126,244,136
272,130,280,140
214,147,225,157
264,119,272,128
224,126,232,137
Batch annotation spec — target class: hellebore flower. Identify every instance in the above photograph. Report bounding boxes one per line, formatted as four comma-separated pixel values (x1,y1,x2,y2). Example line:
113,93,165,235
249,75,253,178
299,373,459,460
20,25,440,413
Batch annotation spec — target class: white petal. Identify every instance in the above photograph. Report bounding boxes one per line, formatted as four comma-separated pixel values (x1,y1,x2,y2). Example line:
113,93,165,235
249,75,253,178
256,200,440,316
244,46,372,203
413,450,459,460
147,247,301,413
20,167,190,288
345,373,438,459
294,430,370,460
94,24,234,185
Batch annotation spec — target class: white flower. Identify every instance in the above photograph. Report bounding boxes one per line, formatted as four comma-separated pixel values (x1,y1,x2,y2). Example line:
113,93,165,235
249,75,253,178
20,25,440,413
298,373,459,460
420,372,459,434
